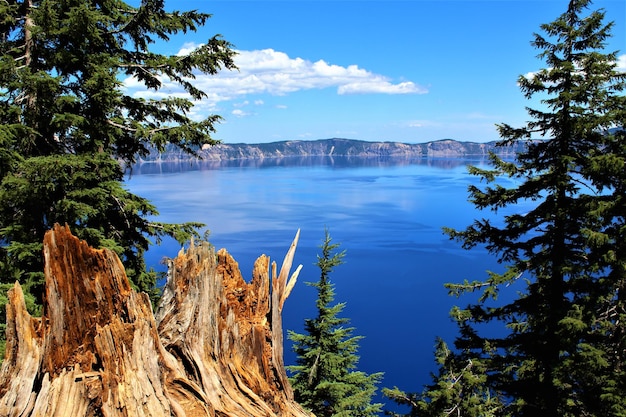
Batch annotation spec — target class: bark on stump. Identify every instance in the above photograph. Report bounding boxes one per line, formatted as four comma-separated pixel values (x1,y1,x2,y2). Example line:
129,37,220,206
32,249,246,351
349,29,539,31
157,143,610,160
0,224,310,417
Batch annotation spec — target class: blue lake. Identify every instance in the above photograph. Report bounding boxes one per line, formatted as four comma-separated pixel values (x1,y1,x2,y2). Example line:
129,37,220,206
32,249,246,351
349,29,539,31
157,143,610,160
126,156,526,411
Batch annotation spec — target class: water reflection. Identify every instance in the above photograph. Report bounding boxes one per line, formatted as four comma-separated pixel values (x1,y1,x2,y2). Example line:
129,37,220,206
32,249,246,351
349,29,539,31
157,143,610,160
129,156,492,175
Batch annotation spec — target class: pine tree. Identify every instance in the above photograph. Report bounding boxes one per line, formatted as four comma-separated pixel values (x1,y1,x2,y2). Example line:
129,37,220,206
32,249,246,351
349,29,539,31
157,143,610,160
386,1,626,415
288,229,383,417
0,0,235,334
383,339,504,417
444,1,626,415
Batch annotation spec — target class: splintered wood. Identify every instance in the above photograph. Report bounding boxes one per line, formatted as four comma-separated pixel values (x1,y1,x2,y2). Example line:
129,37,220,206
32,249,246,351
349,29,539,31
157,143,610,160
0,224,310,416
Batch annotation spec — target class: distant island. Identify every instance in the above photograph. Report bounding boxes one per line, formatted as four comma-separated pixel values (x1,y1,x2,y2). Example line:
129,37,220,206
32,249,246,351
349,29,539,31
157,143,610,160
137,138,529,163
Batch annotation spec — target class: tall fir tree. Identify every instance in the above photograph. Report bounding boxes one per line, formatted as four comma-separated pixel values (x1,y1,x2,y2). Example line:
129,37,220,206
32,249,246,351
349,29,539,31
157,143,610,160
0,0,236,349
386,1,626,416
288,229,383,417
384,339,504,417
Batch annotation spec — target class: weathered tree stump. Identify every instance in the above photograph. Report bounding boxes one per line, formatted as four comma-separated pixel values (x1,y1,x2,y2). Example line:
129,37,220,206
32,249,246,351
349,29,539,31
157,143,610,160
0,224,310,416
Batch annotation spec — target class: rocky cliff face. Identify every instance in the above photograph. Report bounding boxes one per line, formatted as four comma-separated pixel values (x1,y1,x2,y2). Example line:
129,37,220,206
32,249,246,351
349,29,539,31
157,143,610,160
137,138,528,163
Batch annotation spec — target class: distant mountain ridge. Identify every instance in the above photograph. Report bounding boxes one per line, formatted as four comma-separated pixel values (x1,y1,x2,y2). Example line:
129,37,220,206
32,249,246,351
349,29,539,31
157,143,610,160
137,138,528,163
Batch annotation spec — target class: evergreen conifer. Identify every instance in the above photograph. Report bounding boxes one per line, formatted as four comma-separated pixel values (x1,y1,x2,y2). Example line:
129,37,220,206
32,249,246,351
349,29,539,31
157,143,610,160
288,229,383,417
386,1,626,415
384,338,503,417
0,0,236,356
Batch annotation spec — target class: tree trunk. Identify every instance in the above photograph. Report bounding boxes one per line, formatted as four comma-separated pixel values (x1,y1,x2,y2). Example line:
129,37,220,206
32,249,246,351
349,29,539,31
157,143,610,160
0,224,310,416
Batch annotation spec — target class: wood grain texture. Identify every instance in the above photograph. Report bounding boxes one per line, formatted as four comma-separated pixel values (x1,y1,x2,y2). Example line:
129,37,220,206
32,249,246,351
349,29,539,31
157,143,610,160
0,224,310,417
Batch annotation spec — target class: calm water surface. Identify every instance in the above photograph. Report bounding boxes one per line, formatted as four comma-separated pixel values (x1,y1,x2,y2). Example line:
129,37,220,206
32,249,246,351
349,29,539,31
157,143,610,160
126,156,525,410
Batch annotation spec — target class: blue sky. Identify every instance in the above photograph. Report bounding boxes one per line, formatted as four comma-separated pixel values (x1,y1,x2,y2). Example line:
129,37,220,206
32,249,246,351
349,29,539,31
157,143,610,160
125,0,626,144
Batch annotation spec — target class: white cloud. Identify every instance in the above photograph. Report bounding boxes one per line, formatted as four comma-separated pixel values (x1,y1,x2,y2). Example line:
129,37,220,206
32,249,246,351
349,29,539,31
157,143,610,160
231,49,427,96
338,80,422,95
617,54,626,73
122,45,427,108
231,109,251,118
407,120,441,129
176,42,200,57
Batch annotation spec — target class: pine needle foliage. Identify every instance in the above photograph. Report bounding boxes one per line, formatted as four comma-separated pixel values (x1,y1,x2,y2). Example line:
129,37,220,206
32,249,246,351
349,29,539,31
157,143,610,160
0,0,236,354
386,1,626,416
383,338,505,417
288,229,383,417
